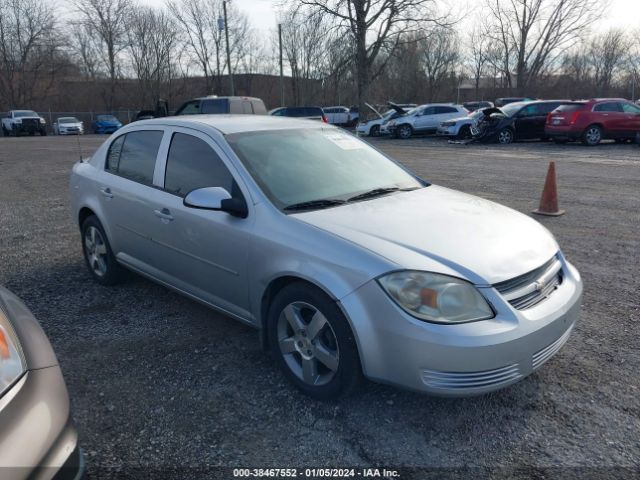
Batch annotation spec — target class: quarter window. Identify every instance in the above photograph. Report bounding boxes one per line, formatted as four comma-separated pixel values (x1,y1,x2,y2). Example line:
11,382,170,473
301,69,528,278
622,103,640,114
164,133,234,197
106,131,163,185
435,106,458,114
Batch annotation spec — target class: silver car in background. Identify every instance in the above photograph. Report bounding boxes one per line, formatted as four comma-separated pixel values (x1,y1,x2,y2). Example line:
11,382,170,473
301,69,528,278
70,115,582,399
0,287,84,479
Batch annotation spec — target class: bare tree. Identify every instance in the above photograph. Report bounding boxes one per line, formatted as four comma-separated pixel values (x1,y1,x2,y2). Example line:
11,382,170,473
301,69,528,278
420,27,459,101
126,5,178,107
279,7,331,105
588,29,628,96
73,0,133,108
485,0,601,93
166,0,252,94
465,24,491,98
296,0,448,114
0,0,60,108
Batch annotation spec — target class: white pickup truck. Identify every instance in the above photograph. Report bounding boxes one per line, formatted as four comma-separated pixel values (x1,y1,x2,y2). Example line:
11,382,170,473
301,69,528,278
2,110,47,136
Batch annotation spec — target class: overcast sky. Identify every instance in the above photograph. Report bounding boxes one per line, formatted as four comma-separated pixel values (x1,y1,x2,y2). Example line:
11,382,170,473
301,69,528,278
230,0,638,34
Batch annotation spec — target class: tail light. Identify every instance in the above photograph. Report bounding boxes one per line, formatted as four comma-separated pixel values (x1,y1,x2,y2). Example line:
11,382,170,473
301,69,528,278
322,115,328,123
569,111,581,124
546,113,553,124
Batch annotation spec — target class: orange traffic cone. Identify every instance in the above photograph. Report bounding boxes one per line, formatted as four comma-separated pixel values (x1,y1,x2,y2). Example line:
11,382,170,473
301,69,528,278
532,161,565,216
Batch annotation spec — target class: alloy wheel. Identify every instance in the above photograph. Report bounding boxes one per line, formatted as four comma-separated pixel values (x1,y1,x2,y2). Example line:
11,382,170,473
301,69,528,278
585,127,601,145
84,226,108,277
398,125,412,139
498,129,513,144
277,301,340,387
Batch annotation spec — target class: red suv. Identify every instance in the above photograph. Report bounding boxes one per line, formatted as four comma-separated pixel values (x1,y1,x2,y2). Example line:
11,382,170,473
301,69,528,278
545,98,640,146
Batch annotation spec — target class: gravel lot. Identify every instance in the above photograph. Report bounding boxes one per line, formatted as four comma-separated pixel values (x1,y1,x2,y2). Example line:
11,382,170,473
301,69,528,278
0,134,638,478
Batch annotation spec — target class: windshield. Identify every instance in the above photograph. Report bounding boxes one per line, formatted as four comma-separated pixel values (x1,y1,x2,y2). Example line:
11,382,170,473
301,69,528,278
499,103,525,117
15,111,38,117
97,115,118,122
227,128,424,210
58,117,80,123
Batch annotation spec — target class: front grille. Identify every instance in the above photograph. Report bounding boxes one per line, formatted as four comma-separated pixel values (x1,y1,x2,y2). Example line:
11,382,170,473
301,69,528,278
422,364,522,391
494,255,563,310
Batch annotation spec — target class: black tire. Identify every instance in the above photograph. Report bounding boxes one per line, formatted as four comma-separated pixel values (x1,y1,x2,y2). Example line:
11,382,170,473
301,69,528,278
397,124,413,139
40,129,47,136
1,127,7,137
457,125,471,139
267,282,361,400
370,125,380,137
582,124,602,146
81,215,124,286
497,128,514,144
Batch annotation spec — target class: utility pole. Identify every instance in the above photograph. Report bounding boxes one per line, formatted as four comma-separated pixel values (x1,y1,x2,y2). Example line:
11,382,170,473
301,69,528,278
222,1,234,96
278,23,284,107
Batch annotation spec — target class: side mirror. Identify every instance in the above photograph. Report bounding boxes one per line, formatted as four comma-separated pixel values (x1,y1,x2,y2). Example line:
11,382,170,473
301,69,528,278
183,187,248,218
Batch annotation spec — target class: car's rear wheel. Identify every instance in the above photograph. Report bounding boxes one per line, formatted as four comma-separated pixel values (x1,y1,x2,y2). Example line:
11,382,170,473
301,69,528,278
370,125,380,137
397,124,413,139
81,216,124,286
268,282,361,400
497,128,514,144
582,125,602,146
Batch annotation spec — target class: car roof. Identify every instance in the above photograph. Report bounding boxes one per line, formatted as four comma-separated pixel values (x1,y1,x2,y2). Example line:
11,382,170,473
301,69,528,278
129,114,327,135
192,96,263,102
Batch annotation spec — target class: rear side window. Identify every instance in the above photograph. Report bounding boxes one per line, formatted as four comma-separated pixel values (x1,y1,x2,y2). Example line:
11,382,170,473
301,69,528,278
241,101,253,114
106,131,163,185
538,103,561,114
164,133,234,197
435,106,458,114
202,99,229,114
306,108,322,116
554,103,585,113
176,101,200,115
594,102,622,112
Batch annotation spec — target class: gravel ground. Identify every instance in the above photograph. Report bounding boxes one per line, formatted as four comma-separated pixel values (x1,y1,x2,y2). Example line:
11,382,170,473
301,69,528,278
0,134,638,479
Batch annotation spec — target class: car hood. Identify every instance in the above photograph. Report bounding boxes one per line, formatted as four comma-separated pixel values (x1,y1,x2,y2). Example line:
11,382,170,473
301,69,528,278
293,186,558,285
60,122,82,126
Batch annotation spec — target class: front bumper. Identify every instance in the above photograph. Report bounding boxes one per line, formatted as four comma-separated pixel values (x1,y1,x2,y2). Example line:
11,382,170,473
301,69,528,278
0,368,84,480
13,122,44,134
58,128,83,135
436,125,458,136
340,260,582,396
94,125,120,134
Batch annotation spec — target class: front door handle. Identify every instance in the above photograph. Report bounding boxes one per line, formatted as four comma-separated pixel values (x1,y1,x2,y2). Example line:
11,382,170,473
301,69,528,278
100,187,113,198
154,208,174,222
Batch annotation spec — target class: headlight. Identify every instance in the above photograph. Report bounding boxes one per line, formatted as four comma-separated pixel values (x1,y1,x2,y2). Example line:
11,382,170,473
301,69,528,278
0,313,26,395
14,119,22,124
442,121,456,127
39,118,46,124
378,271,494,324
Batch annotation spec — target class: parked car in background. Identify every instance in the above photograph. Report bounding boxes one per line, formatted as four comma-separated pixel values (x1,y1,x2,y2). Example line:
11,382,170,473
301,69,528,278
70,115,582,399
348,106,359,125
356,103,417,137
323,106,351,125
0,286,85,478
270,106,327,122
385,104,469,139
53,116,84,135
175,96,267,116
2,110,46,136
472,100,573,144
545,99,640,146
92,114,123,134
495,97,534,107
437,109,485,139
463,101,494,112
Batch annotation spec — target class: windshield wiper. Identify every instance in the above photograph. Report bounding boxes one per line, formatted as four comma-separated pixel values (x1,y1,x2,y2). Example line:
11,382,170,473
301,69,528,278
348,186,419,202
284,199,346,212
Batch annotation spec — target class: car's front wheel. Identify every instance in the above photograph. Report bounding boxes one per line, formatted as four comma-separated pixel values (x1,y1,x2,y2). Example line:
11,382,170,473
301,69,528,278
457,125,471,139
397,124,413,139
582,125,602,146
81,215,124,286
497,128,514,144
268,282,361,400
370,125,380,137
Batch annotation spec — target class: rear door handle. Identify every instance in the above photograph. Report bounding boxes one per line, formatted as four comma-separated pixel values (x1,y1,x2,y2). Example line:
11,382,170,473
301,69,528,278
100,187,113,198
154,208,174,222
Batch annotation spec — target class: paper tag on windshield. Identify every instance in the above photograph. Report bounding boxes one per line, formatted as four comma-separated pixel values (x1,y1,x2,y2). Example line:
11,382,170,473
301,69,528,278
324,132,364,150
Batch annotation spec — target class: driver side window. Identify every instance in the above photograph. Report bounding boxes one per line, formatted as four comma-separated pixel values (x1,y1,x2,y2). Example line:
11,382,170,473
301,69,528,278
164,133,234,197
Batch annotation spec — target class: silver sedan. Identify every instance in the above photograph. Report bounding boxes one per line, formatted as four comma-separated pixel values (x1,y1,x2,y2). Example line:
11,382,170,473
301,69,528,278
69,115,582,399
